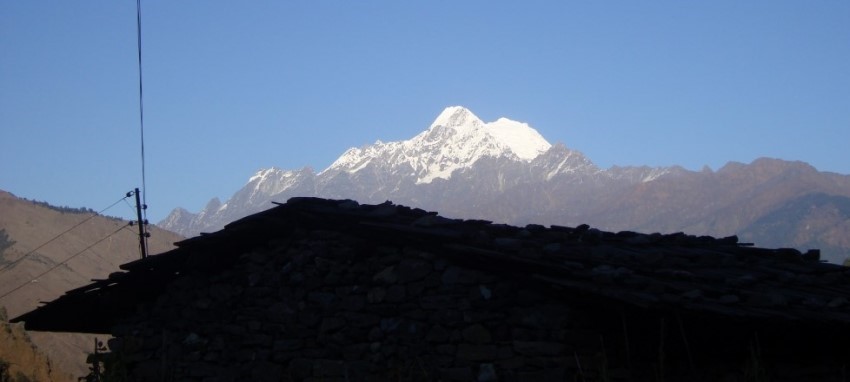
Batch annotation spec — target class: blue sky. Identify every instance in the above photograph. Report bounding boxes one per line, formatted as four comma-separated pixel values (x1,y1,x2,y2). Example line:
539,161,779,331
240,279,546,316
1,1,848,223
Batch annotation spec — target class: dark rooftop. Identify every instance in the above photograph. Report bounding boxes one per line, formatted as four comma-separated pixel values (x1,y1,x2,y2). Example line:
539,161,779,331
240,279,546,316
13,197,850,333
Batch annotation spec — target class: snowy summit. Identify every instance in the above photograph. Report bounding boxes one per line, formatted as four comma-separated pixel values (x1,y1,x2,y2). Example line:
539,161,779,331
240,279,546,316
428,106,551,161
324,106,552,184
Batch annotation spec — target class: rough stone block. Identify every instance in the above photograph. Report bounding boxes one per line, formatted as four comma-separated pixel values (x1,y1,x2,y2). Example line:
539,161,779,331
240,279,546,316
477,363,498,382
308,291,338,309
385,284,407,303
397,259,432,283
347,312,381,328
249,361,282,382
439,367,473,381
517,368,566,382
367,287,386,303
436,344,457,355
319,317,347,333
427,324,450,342
368,327,383,341
185,361,218,377
340,295,366,311
512,341,564,356
343,343,371,360
442,266,480,285
373,265,398,284
462,324,493,344
420,294,458,310
313,359,346,377
456,344,500,361
429,309,464,325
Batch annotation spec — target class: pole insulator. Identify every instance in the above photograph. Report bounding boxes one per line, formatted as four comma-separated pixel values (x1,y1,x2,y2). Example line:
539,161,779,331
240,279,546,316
134,187,148,259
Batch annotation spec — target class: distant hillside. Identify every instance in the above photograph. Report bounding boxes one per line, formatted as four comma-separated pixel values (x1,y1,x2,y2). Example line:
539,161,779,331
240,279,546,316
740,192,850,258
0,189,183,378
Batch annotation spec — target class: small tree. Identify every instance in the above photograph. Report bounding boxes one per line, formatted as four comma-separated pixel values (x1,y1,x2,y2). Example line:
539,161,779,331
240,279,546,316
0,359,10,382
0,229,14,258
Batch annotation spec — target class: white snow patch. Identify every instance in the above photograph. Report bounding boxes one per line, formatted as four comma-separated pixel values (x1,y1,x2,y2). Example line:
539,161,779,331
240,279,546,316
488,118,551,161
429,106,484,132
545,153,582,180
248,168,276,184
641,168,669,183
243,167,306,200
347,158,373,173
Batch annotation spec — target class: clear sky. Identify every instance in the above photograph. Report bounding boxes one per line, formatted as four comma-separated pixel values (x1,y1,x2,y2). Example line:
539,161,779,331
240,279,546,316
1,1,848,223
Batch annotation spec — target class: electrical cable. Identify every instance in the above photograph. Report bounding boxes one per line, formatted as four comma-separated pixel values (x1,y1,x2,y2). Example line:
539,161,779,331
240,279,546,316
136,0,147,212
122,223,140,236
0,1,155,302
0,222,132,301
0,195,129,273
136,0,150,257
122,197,137,215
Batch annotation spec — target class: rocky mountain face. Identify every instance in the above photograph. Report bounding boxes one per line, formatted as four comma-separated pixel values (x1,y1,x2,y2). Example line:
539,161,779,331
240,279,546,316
160,106,850,263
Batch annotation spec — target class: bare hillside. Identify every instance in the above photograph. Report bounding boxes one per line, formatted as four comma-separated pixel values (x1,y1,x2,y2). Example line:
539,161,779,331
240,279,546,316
0,189,183,378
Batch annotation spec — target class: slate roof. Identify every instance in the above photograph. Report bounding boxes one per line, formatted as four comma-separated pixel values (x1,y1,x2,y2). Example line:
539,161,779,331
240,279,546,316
13,197,850,333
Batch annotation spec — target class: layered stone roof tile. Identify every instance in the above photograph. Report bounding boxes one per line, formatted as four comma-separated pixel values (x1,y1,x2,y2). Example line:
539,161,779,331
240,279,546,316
14,197,850,333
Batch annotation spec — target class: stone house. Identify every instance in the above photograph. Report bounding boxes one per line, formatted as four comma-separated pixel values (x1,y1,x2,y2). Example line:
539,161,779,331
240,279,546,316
13,197,850,381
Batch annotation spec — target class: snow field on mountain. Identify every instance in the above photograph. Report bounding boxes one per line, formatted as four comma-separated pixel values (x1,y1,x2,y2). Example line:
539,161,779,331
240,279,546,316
326,106,552,184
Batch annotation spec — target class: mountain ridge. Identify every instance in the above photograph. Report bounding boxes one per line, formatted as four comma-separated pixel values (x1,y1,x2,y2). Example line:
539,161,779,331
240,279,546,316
160,107,850,263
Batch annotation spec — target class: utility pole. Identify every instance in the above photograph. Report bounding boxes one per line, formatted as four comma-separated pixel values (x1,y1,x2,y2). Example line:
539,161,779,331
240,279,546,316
133,188,149,259
91,337,102,382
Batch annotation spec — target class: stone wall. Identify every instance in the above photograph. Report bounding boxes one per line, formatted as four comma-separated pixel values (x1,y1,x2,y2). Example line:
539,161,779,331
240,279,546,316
112,228,614,381
107,226,849,381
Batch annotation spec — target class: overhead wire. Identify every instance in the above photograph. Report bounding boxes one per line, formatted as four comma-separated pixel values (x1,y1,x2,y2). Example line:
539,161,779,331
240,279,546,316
0,222,132,301
0,195,130,273
136,0,150,256
0,1,154,302
136,0,147,213
122,197,137,215
122,224,139,235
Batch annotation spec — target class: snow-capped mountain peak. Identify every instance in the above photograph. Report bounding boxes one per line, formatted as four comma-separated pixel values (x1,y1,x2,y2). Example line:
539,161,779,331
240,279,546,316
323,106,551,184
486,117,551,161
249,167,282,186
241,167,314,205
429,105,484,131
